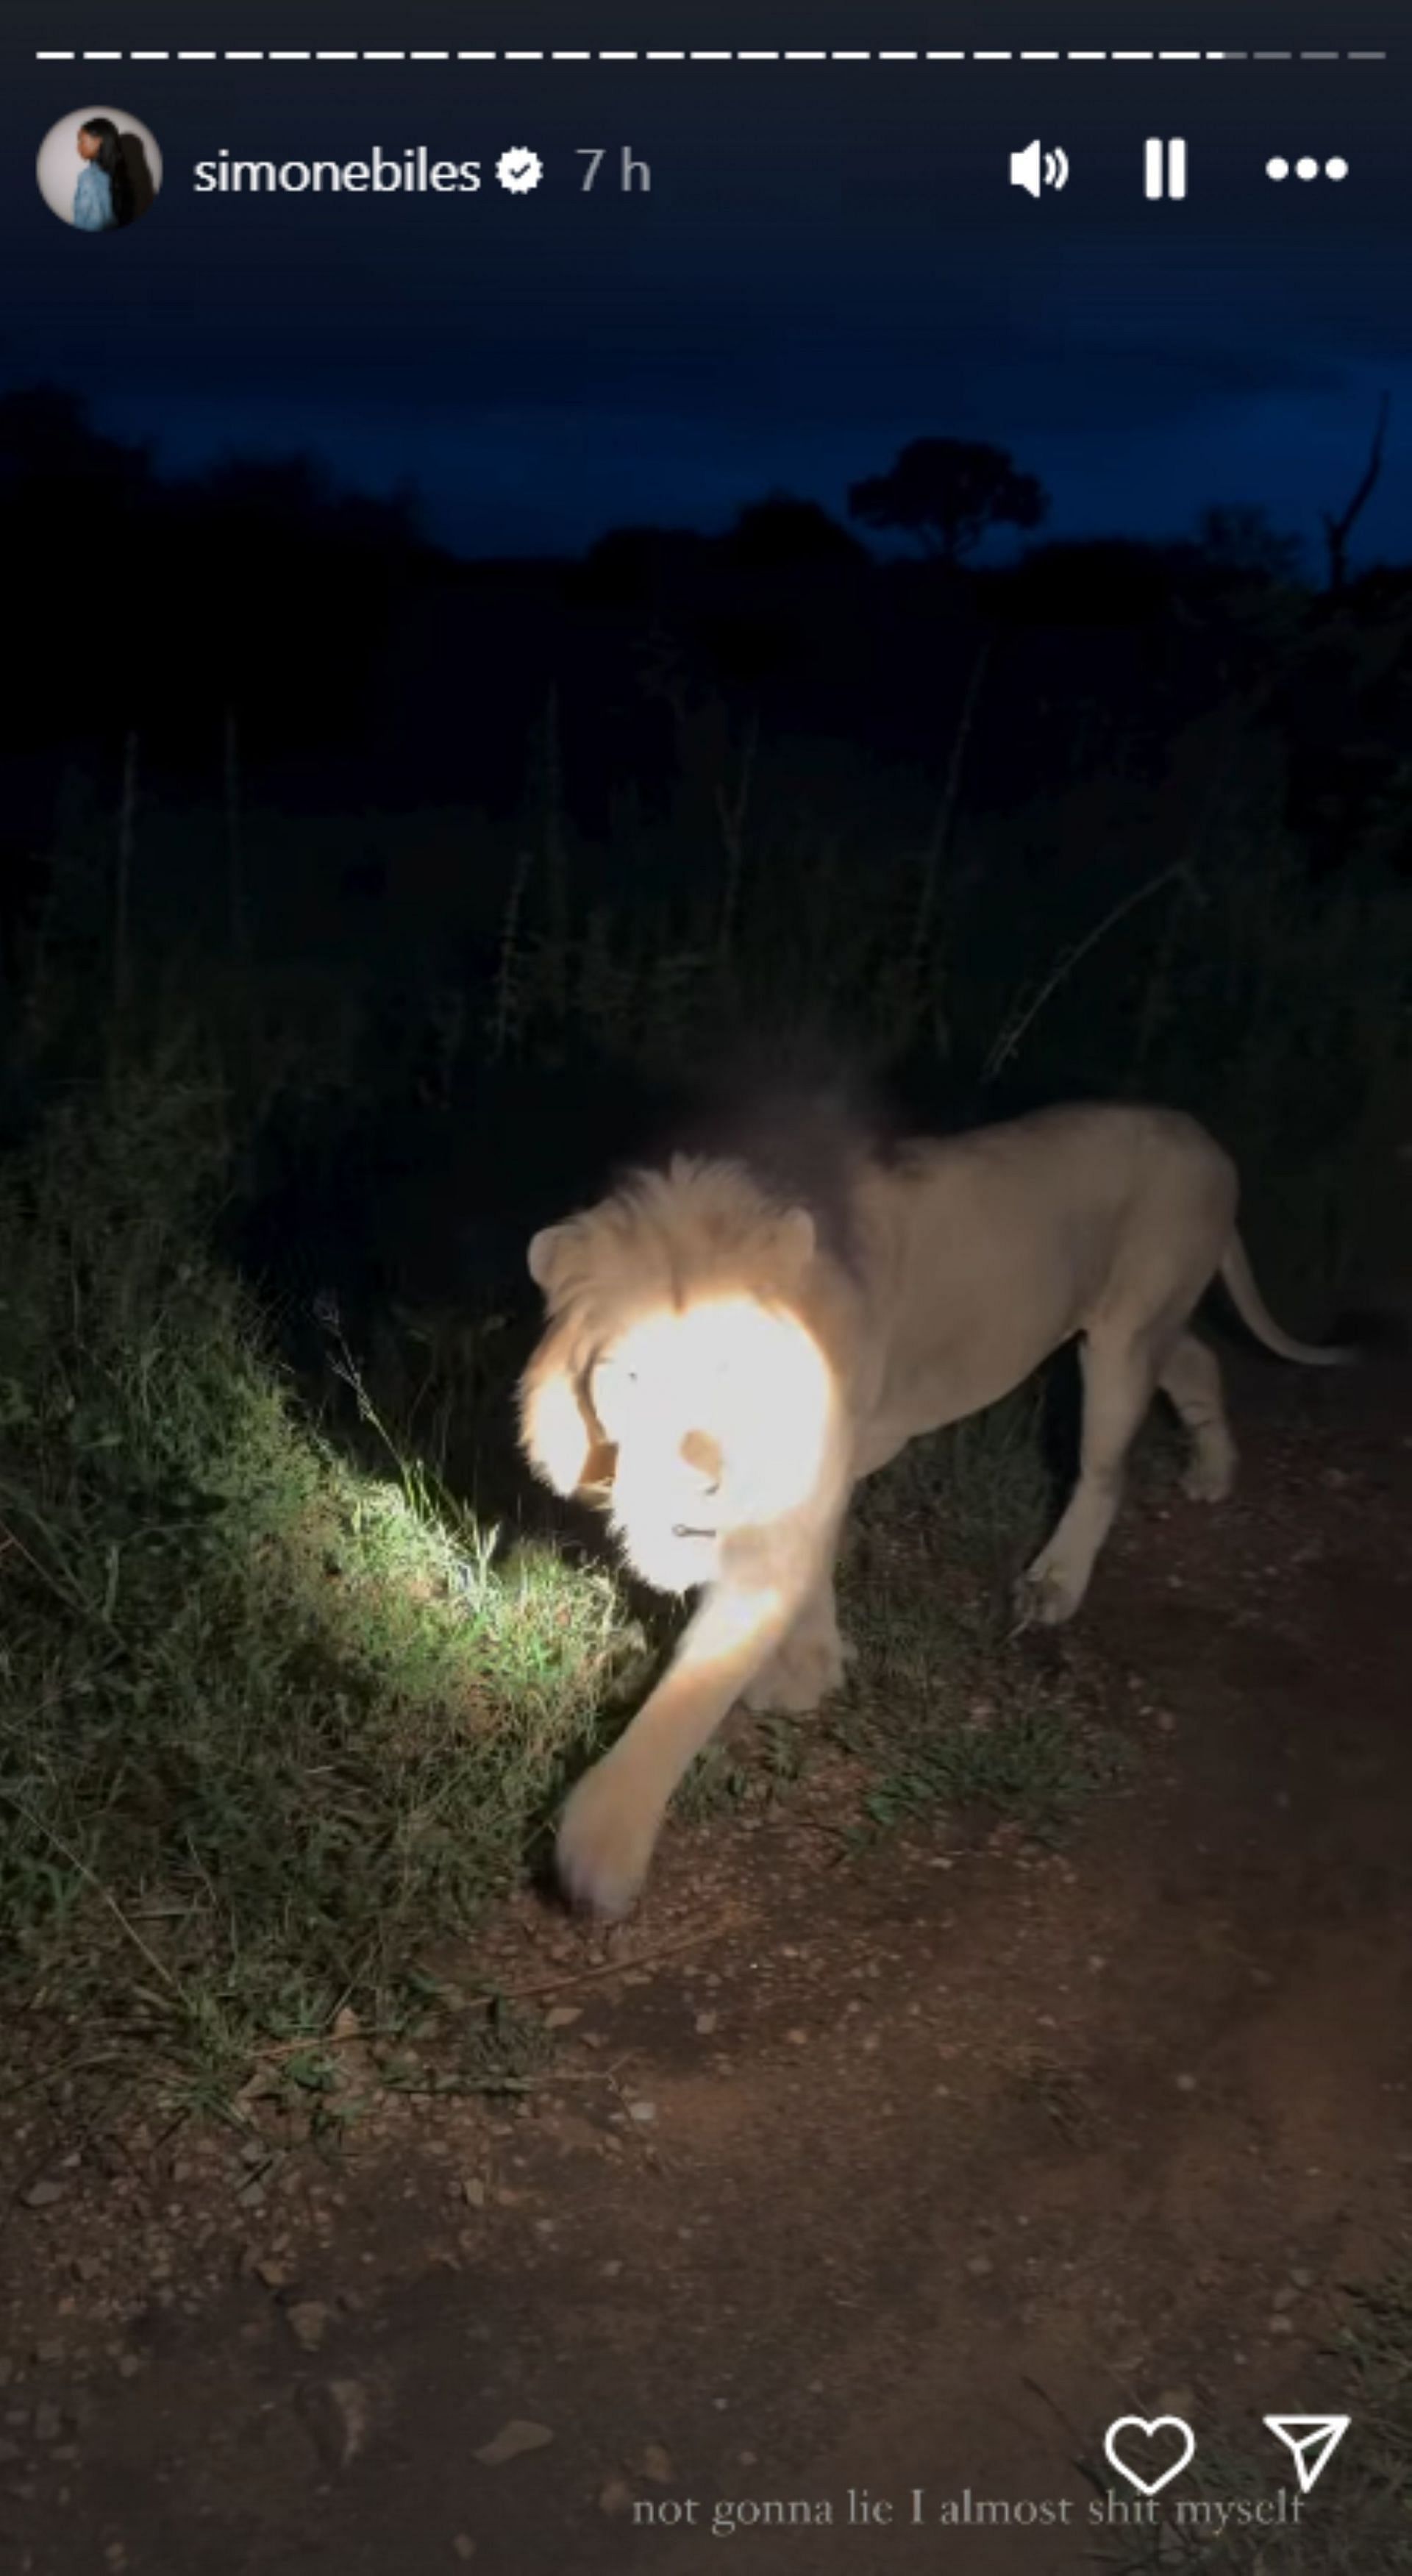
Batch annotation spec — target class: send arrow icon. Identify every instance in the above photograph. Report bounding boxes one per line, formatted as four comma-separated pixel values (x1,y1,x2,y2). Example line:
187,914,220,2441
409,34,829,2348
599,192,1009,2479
1263,2416,1350,2494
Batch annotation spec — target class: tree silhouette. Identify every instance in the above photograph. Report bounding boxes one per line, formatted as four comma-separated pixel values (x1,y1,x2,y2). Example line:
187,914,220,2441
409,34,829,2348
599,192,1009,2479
727,491,869,571
1321,391,1391,593
848,437,1049,562
0,383,150,494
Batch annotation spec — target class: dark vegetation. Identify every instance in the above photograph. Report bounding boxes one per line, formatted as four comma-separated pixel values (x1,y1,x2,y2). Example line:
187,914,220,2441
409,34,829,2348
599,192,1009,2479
1,385,1409,2109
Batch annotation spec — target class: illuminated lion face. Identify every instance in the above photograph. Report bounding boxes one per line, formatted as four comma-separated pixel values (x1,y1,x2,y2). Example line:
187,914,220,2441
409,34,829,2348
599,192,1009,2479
518,1164,838,1598
585,1294,834,1593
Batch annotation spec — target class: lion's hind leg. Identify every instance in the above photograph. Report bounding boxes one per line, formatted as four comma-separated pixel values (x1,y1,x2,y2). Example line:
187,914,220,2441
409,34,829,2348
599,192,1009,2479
1158,1329,1237,1503
1016,1328,1158,1626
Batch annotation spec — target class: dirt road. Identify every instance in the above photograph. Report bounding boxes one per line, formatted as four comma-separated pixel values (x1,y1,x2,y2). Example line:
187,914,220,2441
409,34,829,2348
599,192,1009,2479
3,1354,1409,2575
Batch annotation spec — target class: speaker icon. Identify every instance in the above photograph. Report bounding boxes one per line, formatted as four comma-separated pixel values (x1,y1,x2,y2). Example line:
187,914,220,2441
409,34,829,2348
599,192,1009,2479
1010,140,1069,197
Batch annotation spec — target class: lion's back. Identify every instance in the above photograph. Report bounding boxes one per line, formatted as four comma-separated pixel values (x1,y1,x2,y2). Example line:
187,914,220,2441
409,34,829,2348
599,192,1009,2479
852,1103,1236,1430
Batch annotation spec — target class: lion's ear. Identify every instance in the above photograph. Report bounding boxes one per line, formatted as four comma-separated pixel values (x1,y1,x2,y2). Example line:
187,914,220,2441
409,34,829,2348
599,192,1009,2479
518,1319,597,1496
527,1223,569,1295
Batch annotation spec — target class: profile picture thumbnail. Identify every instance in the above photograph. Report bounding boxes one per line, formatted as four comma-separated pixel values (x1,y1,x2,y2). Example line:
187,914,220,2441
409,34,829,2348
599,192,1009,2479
37,106,163,232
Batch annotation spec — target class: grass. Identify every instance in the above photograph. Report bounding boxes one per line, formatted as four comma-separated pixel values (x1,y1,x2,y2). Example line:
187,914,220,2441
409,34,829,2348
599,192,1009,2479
0,1057,647,2111
1095,2262,1412,2573
832,1377,1126,1846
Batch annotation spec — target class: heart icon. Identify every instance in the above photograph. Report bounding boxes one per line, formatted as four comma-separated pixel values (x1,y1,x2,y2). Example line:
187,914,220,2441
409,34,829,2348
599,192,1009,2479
1103,2415,1197,2497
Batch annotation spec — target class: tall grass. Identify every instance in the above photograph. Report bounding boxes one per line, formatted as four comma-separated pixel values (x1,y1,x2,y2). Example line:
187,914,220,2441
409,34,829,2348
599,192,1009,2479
0,1054,644,2101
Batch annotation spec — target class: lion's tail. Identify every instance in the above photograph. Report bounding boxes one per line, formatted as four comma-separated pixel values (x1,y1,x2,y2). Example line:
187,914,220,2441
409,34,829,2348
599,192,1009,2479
1219,1234,1355,1367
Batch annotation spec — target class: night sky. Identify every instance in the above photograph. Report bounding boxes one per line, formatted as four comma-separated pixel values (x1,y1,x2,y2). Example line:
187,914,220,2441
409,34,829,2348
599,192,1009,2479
10,0,1409,562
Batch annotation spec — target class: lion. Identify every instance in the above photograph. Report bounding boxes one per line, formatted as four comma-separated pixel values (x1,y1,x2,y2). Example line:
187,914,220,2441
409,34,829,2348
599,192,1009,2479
519,1101,1349,1918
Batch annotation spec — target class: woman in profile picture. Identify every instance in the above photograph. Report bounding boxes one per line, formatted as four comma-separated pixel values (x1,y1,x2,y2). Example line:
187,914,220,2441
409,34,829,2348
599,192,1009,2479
73,116,134,230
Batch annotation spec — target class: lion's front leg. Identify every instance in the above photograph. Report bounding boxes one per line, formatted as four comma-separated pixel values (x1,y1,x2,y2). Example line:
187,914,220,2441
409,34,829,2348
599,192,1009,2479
555,1579,806,1918
739,1573,849,1715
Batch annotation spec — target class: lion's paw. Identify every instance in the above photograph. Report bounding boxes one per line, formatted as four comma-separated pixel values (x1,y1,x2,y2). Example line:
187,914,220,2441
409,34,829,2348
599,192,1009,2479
1180,1449,1236,1504
1013,1556,1086,1630
555,1761,663,1920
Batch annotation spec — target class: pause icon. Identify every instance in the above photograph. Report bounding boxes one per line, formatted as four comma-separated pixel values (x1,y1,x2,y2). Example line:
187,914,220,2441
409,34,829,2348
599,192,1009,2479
1144,137,1188,199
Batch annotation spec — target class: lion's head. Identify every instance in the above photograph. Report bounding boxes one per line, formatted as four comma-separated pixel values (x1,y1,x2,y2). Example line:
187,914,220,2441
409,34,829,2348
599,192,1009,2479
518,1156,849,1595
